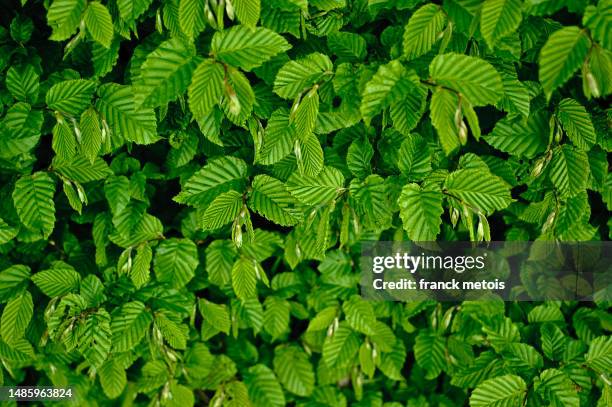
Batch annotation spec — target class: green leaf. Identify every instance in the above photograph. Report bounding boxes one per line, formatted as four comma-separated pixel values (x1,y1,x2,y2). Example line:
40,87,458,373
111,301,152,352
480,0,523,49
232,257,259,300
104,175,130,215
585,336,612,374
539,26,591,99
174,156,248,208
485,112,548,158
259,108,296,165
274,346,315,397
5,65,39,103
117,0,152,22
96,83,159,145
361,60,417,124
154,313,188,350
178,0,206,38
343,295,376,335
263,296,290,339
390,85,427,134
31,261,81,297
534,369,579,407
212,25,291,71
402,3,447,60
328,31,366,61
221,67,255,125
52,120,76,160
549,145,590,198
99,359,127,399
0,102,43,159
414,330,446,379
84,2,114,48
201,190,243,231
46,80,96,116
154,238,199,288
296,132,324,177
347,137,373,179
245,364,285,407
12,172,56,238
430,53,503,106
136,38,199,108
77,309,111,368
47,0,87,41
1,291,33,345
0,219,18,246
430,87,461,155
234,0,261,27
398,133,431,181
131,244,152,288
444,169,514,214
557,98,596,150
291,87,319,139
470,374,527,407
79,107,103,163
274,53,332,100
322,322,359,367
398,183,444,241
199,299,231,335
286,166,344,206
188,59,224,120
52,154,112,183
248,175,302,226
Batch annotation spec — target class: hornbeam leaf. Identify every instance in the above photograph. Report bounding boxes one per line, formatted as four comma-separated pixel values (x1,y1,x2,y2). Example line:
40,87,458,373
484,112,548,158
480,0,523,49
444,169,514,214
46,79,96,116
77,309,112,368
539,26,590,100
470,374,527,407
273,346,315,397
402,3,447,60
549,145,590,198
99,359,127,399
111,301,152,352
414,330,446,379
136,38,199,108
32,261,81,297
96,83,159,145
398,183,444,241
211,25,291,71
47,0,87,41
244,364,285,407
274,53,333,100
361,60,419,124
188,60,224,120
430,53,503,106
84,2,114,48
248,175,302,226
174,156,248,208
153,238,199,288
201,190,243,231
534,369,579,407
557,98,596,150
234,0,261,27
286,167,344,206
430,87,461,155
232,257,259,300
12,172,56,238
1,291,33,345
178,0,206,38
5,65,39,103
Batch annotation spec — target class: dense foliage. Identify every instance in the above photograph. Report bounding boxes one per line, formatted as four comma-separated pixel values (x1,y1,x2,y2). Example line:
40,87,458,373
0,0,610,405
